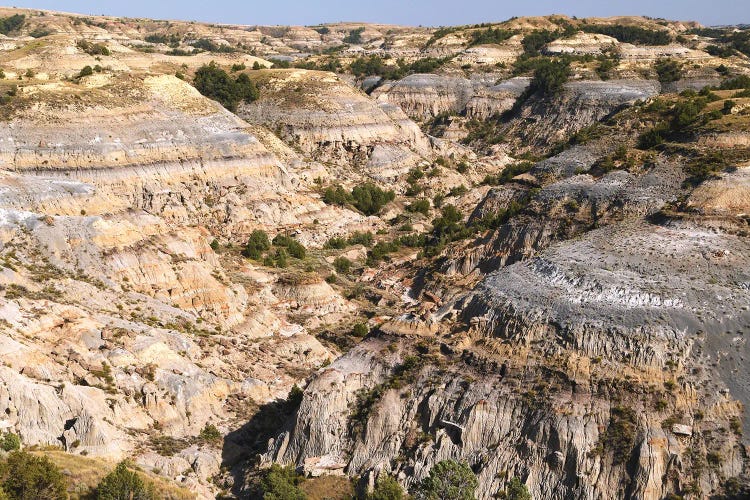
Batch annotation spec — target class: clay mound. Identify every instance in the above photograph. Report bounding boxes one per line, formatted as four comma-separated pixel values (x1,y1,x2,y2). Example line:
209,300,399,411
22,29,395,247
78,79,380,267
687,167,750,216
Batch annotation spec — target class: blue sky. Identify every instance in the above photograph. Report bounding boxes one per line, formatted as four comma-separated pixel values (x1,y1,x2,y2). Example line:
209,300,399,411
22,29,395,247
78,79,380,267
7,0,749,26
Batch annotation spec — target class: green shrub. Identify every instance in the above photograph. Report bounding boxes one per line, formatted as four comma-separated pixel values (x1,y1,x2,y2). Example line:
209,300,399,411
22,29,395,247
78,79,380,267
722,99,735,115
29,28,52,38
242,229,271,259
596,55,618,80
637,123,669,149
272,235,306,259
190,38,235,53
368,474,404,500
144,33,181,46
96,461,154,500
274,248,288,268
348,231,374,247
343,27,365,44
322,184,352,206
334,257,352,274
351,183,395,216
352,323,369,337
598,405,637,465
198,424,222,443
505,477,531,500
367,240,400,265
407,198,431,216
192,61,259,112
0,433,20,452
417,460,477,500
261,464,306,500
77,65,94,78
324,237,347,249
655,59,683,84
0,451,67,500
719,75,750,90
77,39,110,56
529,58,571,96
522,30,558,55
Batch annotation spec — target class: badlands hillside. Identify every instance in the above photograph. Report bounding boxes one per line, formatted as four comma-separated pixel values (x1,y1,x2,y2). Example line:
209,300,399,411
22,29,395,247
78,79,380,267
0,6,747,499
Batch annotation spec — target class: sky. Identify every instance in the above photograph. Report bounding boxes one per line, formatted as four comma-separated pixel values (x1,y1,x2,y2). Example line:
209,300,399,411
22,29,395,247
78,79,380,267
6,0,749,27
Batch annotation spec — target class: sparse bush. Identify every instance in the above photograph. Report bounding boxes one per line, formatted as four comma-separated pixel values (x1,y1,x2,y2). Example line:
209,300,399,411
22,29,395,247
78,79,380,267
468,27,515,47
325,237,347,249
581,24,670,45
272,234,306,259
77,65,94,78
351,183,395,216
598,405,637,465
190,38,235,53
528,58,571,95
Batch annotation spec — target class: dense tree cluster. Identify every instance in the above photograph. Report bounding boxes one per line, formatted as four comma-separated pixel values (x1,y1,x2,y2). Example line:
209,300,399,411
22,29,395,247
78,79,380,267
467,27,515,46
349,55,450,79
581,24,671,45
192,62,259,112
0,14,24,36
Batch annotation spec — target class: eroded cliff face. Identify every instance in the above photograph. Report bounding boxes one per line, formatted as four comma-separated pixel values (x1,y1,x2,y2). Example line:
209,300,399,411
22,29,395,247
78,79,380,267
267,216,750,500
